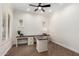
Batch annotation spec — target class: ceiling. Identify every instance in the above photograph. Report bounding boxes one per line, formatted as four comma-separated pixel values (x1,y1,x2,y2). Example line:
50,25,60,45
11,3,71,16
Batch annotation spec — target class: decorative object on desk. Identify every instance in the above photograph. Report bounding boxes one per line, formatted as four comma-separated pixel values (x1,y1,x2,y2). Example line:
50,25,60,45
17,30,24,36
20,33,23,36
17,31,21,35
42,33,48,36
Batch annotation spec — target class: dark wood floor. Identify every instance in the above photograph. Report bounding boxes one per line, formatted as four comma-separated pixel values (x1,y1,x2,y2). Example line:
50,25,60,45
5,42,79,56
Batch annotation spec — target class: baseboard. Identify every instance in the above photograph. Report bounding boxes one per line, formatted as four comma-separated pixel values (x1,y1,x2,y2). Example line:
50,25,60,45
51,40,79,54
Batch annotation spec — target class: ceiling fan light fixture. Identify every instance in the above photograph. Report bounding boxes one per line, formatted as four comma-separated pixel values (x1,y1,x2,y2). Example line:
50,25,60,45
29,3,51,12
38,7,41,10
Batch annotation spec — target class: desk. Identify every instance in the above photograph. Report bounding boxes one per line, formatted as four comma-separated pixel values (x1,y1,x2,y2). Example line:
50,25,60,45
16,35,35,47
35,36,48,53
16,35,49,47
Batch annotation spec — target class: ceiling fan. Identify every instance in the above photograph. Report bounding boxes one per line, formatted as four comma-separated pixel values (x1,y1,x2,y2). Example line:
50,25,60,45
29,3,51,12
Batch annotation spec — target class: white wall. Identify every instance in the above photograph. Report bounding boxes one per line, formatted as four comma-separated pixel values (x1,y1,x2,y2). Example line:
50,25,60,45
49,4,79,53
0,4,13,56
0,5,2,55
12,11,48,44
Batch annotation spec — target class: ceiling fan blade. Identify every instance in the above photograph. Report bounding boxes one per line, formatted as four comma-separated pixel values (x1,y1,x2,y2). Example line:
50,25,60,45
29,4,38,7
34,8,38,11
41,4,51,7
41,8,45,12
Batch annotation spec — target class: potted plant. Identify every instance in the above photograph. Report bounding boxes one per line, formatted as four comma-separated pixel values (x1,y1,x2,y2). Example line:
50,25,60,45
17,30,23,36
